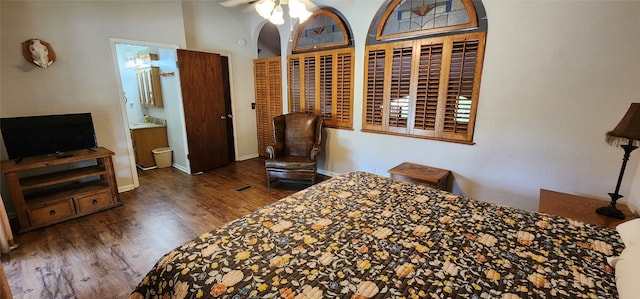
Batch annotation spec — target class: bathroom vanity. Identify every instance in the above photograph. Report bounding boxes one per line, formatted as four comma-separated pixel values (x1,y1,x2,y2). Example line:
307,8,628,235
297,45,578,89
130,123,168,169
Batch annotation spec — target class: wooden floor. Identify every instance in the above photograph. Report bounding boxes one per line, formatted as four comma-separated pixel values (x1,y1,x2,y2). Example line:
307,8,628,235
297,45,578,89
2,158,317,299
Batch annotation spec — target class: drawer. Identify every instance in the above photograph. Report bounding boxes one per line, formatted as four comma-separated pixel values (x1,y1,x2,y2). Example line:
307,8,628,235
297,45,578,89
28,199,75,227
75,192,113,214
391,174,441,189
388,162,450,191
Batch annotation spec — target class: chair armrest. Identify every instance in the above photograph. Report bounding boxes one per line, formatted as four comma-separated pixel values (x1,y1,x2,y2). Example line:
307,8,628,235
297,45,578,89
266,143,284,159
310,145,320,160
266,146,275,159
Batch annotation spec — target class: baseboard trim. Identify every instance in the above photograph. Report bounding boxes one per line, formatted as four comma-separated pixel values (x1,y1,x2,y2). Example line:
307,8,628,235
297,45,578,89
118,184,136,193
237,153,259,161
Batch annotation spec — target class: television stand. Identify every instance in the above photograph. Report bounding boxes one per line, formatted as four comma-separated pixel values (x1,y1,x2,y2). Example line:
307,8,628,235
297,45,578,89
1,147,121,232
54,151,73,158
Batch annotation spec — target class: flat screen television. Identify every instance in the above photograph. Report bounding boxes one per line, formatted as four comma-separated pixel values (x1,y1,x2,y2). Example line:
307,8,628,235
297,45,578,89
1,113,97,160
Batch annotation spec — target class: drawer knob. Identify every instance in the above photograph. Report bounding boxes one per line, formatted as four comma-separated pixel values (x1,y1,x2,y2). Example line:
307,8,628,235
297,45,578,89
92,199,98,205
49,210,56,216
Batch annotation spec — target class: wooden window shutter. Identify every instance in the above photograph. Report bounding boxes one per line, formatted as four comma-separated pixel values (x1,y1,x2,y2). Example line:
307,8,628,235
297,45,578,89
254,57,282,157
412,40,444,137
319,54,333,120
442,34,483,141
288,49,354,129
332,49,354,128
363,46,386,131
288,57,302,113
267,58,283,126
387,43,413,133
303,56,316,113
254,59,269,157
363,0,487,144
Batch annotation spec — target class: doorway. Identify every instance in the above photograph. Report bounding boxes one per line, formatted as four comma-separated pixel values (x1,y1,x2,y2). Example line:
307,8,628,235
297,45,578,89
110,39,237,186
177,49,235,173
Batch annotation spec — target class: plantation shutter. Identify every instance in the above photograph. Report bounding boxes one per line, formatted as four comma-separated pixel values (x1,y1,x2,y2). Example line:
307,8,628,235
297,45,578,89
413,40,443,137
362,32,485,143
319,54,333,121
363,46,386,130
254,57,282,157
303,56,316,113
288,48,354,129
288,57,302,113
388,43,413,133
332,50,353,128
442,37,481,141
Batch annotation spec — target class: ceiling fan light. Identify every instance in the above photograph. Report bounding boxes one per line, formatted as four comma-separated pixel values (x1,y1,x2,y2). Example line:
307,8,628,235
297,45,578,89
255,0,276,19
296,6,312,23
288,0,311,22
269,5,285,25
287,0,303,18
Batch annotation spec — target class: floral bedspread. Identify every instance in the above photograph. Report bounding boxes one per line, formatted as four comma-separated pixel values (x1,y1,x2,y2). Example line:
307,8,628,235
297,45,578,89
130,172,623,299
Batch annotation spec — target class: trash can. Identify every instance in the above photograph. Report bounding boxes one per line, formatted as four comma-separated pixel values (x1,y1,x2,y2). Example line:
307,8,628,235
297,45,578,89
152,147,173,168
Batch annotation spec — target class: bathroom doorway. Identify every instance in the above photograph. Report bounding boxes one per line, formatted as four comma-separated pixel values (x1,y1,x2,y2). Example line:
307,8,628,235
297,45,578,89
110,38,237,188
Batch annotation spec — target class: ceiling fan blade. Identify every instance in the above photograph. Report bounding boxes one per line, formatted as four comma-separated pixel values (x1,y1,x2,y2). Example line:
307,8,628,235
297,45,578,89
219,0,255,8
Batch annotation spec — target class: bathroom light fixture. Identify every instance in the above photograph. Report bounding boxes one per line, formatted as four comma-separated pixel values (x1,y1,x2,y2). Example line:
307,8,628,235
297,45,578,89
255,0,312,25
125,52,158,68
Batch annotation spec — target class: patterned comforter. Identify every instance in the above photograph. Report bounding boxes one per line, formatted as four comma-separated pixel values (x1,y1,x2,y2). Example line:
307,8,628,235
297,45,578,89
130,172,623,299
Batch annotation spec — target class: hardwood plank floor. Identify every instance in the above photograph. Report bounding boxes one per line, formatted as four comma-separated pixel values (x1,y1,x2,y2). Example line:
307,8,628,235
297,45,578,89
2,158,319,299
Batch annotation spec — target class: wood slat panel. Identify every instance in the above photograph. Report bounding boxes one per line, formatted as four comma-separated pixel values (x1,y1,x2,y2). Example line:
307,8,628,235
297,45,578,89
254,57,282,157
303,56,316,114
288,49,354,129
288,57,302,113
319,54,333,120
443,38,479,140
333,50,354,128
413,42,443,136
388,45,412,131
267,59,283,122
363,47,386,130
254,59,270,157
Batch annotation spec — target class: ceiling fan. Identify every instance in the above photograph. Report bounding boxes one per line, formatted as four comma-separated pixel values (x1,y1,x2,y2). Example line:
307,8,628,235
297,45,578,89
221,0,317,25
219,0,258,8
219,0,318,9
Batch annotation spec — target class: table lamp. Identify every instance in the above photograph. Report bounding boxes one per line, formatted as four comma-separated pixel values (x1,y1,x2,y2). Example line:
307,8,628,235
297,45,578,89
597,103,640,219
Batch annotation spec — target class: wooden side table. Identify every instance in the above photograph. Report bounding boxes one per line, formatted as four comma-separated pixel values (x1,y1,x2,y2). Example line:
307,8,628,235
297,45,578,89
539,189,637,229
388,162,450,191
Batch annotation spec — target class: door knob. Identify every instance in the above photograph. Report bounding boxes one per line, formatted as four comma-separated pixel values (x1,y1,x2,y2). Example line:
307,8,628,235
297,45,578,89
227,114,233,119
220,115,226,120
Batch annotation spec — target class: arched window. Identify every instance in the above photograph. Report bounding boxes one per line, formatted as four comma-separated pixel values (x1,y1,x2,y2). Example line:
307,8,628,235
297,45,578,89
288,8,354,129
363,0,487,143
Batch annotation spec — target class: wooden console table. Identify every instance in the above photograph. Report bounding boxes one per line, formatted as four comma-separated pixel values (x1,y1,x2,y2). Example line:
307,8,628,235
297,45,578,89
1,147,121,232
539,189,636,229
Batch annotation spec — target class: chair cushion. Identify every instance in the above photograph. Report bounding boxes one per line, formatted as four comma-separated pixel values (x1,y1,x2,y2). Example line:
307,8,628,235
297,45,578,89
265,156,316,170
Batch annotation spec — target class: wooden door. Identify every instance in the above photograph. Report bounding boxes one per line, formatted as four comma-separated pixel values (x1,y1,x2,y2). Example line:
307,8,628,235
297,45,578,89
254,57,282,157
177,49,229,173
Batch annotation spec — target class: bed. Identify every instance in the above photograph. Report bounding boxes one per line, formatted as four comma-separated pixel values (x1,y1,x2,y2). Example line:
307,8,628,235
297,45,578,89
129,171,625,298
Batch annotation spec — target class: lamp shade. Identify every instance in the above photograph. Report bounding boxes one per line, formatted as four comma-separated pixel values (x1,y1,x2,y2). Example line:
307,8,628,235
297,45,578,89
606,103,640,146
269,5,285,25
256,0,275,19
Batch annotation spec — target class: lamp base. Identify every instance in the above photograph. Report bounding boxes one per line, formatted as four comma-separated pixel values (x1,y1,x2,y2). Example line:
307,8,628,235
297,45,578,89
596,204,626,219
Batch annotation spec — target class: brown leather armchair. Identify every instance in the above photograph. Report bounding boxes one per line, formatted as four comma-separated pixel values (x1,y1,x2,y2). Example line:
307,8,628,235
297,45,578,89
265,113,323,188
